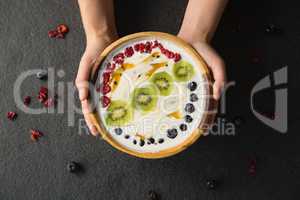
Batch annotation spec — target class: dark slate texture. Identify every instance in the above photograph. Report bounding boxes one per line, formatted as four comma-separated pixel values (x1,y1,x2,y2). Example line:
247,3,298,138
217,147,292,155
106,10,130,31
0,0,298,199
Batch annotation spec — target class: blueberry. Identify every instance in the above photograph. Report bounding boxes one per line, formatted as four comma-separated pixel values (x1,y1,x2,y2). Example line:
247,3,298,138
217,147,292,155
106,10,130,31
185,115,193,123
133,139,137,145
67,161,79,173
148,137,155,144
140,140,145,147
206,179,217,190
147,190,159,200
185,103,195,113
179,124,188,131
158,138,164,144
190,93,198,102
36,70,48,80
167,129,178,139
187,81,197,91
124,135,130,139
114,128,123,135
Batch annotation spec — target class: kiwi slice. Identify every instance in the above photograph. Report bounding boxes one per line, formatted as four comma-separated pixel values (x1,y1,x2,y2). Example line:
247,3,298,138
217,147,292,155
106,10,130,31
132,85,158,112
150,71,174,96
105,100,133,126
173,60,195,82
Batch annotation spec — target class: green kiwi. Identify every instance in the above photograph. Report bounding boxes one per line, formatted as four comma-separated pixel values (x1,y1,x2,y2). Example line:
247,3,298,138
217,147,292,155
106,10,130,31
173,60,195,82
150,71,174,96
105,100,133,126
132,85,158,112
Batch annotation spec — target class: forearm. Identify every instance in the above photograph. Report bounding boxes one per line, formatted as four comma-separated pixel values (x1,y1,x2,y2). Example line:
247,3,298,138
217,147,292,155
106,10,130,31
78,0,117,43
179,0,228,43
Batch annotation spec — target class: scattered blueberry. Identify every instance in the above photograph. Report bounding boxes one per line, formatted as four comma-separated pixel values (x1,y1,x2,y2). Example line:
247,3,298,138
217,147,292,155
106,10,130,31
185,115,193,123
67,161,79,173
148,137,155,144
190,93,198,102
179,124,188,131
140,140,145,147
36,70,48,80
167,129,178,139
265,24,282,35
206,179,217,190
147,190,159,200
187,81,197,91
158,138,164,144
124,135,130,139
185,103,195,113
114,128,123,135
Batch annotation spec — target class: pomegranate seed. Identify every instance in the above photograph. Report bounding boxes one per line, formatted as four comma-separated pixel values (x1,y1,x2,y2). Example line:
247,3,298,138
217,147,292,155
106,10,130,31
139,43,145,53
161,48,168,55
168,51,175,59
153,40,159,48
101,96,111,107
101,84,111,94
48,30,58,38
44,98,55,107
145,41,152,53
40,87,48,94
102,72,111,84
115,59,124,65
38,87,48,103
124,47,134,57
30,129,43,141
56,24,69,34
174,53,181,62
158,43,164,50
24,96,31,106
134,43,140,51
7,111,17,120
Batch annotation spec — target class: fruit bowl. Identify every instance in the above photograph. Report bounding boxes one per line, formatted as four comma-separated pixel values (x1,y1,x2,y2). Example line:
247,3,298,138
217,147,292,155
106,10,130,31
88,32,216,159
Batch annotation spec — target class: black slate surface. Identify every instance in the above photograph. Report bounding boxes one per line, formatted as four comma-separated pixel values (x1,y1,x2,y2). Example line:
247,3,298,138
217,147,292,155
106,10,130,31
0,0,298,199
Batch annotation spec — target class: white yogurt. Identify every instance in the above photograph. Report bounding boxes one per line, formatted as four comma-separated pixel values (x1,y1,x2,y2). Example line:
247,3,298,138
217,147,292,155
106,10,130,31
96,37,209,153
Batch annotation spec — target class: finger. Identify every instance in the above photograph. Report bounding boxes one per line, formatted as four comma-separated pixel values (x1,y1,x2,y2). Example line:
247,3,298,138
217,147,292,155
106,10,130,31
75,56,93,101
81,99,98,136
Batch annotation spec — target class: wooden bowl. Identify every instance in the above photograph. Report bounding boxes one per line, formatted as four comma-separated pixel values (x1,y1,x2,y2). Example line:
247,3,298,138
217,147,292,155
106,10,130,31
88,32,216,159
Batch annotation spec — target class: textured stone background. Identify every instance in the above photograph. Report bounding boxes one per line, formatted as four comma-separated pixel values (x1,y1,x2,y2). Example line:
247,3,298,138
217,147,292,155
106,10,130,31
0,0,298,199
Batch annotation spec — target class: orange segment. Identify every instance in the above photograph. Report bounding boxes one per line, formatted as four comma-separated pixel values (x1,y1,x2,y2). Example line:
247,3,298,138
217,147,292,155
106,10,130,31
142,52,160,63
146,62,168,77
167,111,182,119
122,63,135,70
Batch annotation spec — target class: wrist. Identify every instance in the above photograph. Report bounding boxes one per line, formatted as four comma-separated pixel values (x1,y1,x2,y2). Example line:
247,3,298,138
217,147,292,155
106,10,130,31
178,28,211,44
86,26,118,46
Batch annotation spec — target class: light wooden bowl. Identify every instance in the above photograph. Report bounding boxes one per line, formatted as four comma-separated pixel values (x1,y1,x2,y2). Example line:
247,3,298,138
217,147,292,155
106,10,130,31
88,32,216,159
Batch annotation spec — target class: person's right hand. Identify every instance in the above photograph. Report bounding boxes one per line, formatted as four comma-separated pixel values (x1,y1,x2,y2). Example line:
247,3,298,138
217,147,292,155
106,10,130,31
75,35,116,136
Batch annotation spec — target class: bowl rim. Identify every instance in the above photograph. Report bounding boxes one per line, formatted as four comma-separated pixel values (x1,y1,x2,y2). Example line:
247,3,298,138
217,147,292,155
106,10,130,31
88,32,216,159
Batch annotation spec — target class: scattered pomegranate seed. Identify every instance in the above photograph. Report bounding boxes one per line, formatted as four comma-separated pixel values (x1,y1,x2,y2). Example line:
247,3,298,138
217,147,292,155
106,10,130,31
56,24,69,34
7,111,17,120
56,33,65,39
24,96,31,106
124,47,134,57
174,53,181,62
30,129,43,142
101,84,111,94
44,98,55,107
248,158,257,176
38,87,48,103
101,96,111,107
48,30,58,38
102,72,111,84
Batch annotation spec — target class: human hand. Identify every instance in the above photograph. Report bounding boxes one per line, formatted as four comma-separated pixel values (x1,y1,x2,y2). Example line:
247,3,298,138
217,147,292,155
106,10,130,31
178,36,227,100
75,35,116,136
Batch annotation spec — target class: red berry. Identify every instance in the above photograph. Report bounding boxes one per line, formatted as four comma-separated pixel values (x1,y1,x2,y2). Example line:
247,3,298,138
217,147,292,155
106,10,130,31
30,129,43,141
56,24,69,34
102,72,111,84
101,96,111,107
7,111,17,120
24,96,31,106
134,43,140,51
174,53,181,62
101,84,111,94
48,30,58,38
124,47,134,57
